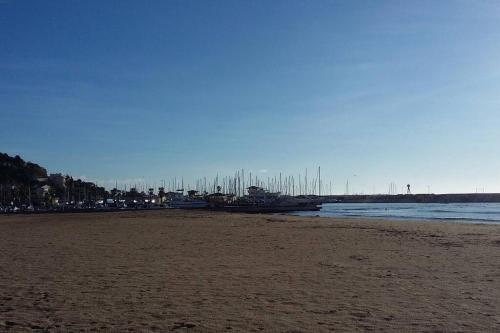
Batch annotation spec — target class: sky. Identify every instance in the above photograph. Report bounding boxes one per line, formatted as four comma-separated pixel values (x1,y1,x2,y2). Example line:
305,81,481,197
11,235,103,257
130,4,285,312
1,0,500,194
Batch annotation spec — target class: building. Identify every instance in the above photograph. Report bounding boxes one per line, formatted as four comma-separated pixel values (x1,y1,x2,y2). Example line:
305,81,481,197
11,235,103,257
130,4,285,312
49,173,66,189
35,184,51,199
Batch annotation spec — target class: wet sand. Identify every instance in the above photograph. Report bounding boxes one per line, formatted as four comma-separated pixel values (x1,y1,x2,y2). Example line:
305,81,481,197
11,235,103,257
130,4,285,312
1,210,500,332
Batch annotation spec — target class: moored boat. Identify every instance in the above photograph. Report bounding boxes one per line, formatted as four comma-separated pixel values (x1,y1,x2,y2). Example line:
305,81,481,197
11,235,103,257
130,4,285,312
167,190,208,209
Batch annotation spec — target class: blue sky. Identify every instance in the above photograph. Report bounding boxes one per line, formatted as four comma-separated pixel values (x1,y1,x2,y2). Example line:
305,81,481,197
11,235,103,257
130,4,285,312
1,0,500,194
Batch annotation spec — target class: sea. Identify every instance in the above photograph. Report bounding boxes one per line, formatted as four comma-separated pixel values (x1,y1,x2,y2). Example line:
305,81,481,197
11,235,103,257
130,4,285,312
290,202,500,224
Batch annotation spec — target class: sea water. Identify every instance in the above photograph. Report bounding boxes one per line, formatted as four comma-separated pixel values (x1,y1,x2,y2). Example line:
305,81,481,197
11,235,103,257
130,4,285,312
290,202,500,223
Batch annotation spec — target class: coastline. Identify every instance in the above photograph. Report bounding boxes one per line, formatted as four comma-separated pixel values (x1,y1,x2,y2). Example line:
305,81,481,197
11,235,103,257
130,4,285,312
291,202,500,224
1,210,500,332
287,213,500,225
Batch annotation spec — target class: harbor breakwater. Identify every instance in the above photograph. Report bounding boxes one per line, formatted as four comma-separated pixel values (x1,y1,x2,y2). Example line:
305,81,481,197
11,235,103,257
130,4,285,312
320,193,500,204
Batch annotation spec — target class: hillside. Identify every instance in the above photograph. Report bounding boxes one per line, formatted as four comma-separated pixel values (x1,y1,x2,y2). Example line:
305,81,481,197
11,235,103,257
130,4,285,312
0,153,48,186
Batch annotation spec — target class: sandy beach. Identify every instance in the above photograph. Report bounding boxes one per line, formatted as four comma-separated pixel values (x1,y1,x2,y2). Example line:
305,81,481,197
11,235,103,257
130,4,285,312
1,210,500,332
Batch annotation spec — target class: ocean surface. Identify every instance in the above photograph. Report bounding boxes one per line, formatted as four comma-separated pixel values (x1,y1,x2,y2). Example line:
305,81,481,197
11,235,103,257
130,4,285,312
290,202,500,223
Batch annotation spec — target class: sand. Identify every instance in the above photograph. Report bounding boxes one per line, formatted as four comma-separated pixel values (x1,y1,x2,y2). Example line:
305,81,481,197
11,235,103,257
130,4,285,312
1,210,500,332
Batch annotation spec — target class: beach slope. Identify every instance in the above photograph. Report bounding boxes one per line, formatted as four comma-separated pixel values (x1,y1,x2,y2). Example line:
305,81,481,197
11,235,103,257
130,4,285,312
1,210,499,332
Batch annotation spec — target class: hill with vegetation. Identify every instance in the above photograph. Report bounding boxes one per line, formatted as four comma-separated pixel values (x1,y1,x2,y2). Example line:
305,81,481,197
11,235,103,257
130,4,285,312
0,153,48,186
0,152,107,207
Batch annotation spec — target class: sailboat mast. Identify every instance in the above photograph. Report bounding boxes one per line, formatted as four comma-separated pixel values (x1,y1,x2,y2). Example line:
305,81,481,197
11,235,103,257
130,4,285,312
318,166,321,196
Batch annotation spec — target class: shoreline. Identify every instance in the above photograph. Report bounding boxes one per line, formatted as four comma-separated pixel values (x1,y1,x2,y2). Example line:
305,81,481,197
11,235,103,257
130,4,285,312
286,213,500,225
4,200,500,225
4,207,498,226
292,201,500,224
